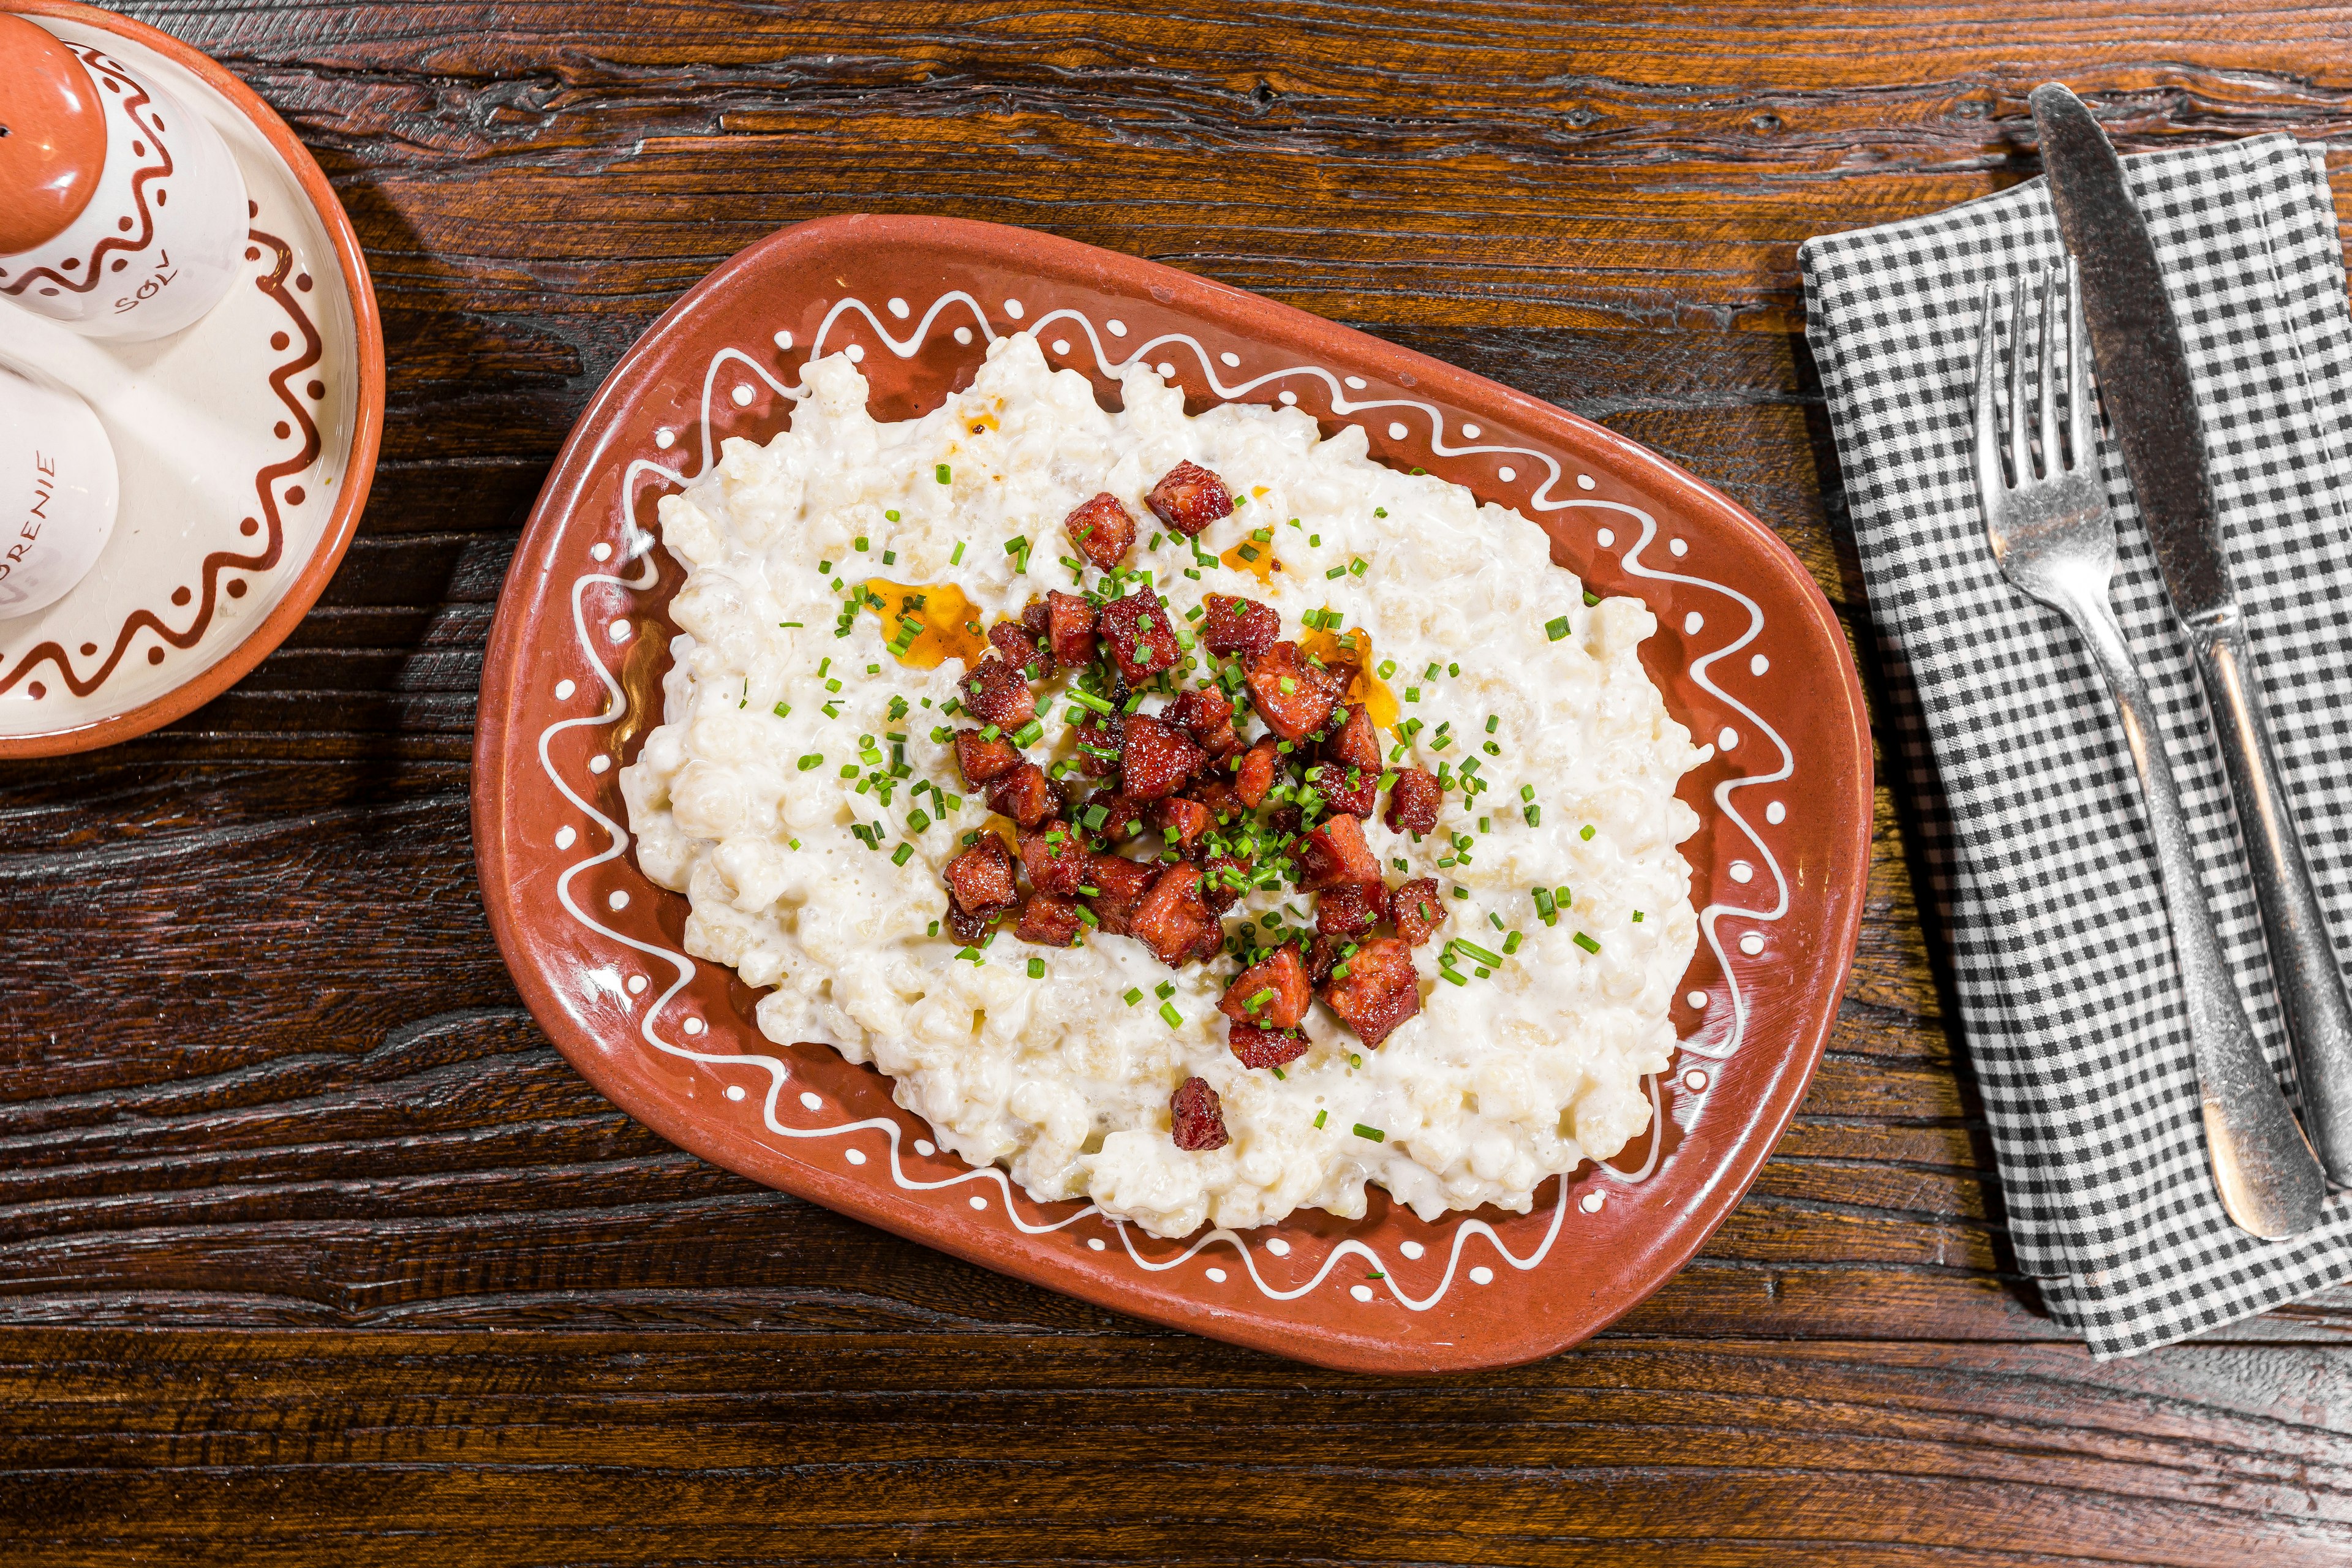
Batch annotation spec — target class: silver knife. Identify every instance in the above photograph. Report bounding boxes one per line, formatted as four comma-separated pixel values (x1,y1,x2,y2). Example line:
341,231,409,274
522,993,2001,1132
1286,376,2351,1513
2033,81,2352,1187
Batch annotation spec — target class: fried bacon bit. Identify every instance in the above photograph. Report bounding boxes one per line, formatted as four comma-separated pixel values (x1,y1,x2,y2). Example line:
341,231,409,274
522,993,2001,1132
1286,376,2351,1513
984,761,1063,828
1292,813,1384,892
1384,767,1443,835
1199,593,1280,662
954,728,1022,786
988,619,1051,681
1325,704,1383,774
959,656,1035,729
1119,713,1206,801
944,834,1019,918
1219,943,1311,1030
1305,934,1348,987
1144,460,1234,538
1245,640,1346,741
1317,880,1388,941
1082,853,1161,936
1019,821,1089,896
946,907,998,945
1170,1075,1230,1152
1129,863,1216,965
1099,586,1183,685
1021,595,1052,641
1153,796,1215,857
1189,772,1245,821
1072,713,1123,778
1169,685,1242,759
1311,761,1378,818
1016,894,1086,948
1199,852,1253,914
1234,736,1280,807
1319,934,1422,1048
1229,1020,1312,1071
1391,876,1446,946
1046,590,1099,666
1064,491,1138,573
1086,791,1149,843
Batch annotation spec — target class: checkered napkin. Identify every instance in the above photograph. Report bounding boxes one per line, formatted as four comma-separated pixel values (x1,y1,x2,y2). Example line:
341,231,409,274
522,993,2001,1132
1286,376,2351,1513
1800,135,2352,1357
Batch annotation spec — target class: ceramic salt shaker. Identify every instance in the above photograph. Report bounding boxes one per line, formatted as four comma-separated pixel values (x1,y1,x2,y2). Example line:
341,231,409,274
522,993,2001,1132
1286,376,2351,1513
0,14,249,341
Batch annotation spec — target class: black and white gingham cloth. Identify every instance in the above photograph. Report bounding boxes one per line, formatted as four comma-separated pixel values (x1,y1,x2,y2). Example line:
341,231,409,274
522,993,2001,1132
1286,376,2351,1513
1801,135,2352,1357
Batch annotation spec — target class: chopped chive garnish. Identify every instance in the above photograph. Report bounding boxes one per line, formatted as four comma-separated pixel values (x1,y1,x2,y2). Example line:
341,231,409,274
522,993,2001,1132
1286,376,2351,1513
1524,805,1542,826
1485,715,1499,733
1028,957,1046,979
1326,565,1345,580
1314,1109,1328,1129
1438,965,1468,987
1633,911,1645,922
1352,1123,1385,1143
1456,939,1504,968
1580,824,1596,841
1156,981,1176,1000
1574,931,1601,954
891,843,914,866
797,754,824,771
1072,688,1114,715
886,510,901,522
1004,535,1028,556
1011,720,1043,747
773,701,792,719
854,536,869,552
1349,1052,1363,1069
1503,930,1524,954
950,541,967,565
1159,1001,1183,1029
1585,590,1600,606
882,549,897,565
1124,987,1144,1006
1377,660,1397,679
936,464,952,483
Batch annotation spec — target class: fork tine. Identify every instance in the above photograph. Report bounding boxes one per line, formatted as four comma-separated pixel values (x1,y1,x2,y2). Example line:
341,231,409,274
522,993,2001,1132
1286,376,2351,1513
1972,285,2008,508
2007,275,2032,484
2037,265,2060,477
2065,257,2094,472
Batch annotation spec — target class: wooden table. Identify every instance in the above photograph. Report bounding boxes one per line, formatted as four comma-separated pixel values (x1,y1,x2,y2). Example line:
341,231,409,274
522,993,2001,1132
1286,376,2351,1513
7,2,2351,1561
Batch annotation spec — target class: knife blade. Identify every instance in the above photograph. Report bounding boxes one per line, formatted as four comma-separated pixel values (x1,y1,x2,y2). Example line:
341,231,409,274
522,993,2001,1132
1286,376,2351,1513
2031,86,2229,616
2032,80,2352,1186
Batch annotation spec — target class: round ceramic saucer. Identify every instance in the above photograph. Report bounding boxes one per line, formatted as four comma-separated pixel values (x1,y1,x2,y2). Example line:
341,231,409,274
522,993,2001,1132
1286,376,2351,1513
0,2,382,757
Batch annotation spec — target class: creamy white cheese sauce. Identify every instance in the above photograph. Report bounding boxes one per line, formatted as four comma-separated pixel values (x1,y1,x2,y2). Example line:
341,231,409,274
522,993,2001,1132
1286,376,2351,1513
621,332,1705,1238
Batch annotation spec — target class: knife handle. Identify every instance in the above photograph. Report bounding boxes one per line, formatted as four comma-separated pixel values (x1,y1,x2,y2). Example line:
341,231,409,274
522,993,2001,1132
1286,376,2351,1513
2190,615,2352,1185
2062,586,2326,1238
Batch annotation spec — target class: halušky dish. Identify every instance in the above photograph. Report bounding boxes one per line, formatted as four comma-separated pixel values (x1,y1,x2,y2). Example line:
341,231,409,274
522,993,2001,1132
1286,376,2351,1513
622,331,1705,1238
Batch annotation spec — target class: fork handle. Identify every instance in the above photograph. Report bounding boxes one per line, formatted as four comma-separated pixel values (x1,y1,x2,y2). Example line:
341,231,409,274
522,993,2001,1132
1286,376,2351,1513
2060,585,2328,1238
2188,615,2352,1186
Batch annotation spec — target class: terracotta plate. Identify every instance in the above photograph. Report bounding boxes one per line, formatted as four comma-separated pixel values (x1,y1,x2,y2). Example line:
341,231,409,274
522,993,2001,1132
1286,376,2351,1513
0,1,383,757
473,216,1871,1373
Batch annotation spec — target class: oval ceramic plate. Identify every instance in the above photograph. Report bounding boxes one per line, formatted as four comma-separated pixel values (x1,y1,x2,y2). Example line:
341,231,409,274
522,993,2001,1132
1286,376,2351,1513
0,1,382,757
473,216,1871,1373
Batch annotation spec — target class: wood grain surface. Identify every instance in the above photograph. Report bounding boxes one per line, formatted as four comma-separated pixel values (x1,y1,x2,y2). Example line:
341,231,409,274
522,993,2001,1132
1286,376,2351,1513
5,2,2352,1561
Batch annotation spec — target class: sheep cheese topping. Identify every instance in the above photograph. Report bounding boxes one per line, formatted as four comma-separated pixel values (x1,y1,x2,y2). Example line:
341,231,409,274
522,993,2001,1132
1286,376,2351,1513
621,331,1706,1239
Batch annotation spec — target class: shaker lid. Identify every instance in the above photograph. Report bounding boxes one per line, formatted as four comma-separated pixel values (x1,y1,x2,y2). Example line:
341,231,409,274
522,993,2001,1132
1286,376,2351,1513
0,15,108,256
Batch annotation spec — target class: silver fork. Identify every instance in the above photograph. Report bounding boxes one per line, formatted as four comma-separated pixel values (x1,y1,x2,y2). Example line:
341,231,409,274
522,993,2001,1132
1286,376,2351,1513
1974,263,2326,1240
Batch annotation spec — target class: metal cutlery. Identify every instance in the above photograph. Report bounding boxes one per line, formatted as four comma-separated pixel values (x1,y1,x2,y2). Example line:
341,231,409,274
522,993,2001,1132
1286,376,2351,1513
1973,264,2326,1240
2032,81,2352,1189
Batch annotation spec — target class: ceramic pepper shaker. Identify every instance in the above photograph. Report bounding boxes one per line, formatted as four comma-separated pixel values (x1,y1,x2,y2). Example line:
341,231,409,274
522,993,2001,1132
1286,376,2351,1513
0,14,249,341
